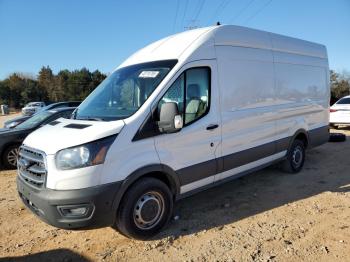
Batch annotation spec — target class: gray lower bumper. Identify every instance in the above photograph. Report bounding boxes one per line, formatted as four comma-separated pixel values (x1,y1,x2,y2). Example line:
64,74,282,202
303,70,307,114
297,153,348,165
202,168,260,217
17,176,122,229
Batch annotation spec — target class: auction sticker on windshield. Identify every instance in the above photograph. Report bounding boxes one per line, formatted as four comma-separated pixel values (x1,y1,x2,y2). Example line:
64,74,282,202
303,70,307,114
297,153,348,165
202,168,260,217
139,71,159,78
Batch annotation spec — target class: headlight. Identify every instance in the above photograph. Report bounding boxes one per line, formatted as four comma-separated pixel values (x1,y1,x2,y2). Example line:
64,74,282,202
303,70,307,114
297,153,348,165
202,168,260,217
55,135,117,170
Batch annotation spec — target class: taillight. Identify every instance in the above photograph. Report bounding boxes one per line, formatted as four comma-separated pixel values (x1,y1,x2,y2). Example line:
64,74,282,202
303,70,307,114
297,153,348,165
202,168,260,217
330,109,337,113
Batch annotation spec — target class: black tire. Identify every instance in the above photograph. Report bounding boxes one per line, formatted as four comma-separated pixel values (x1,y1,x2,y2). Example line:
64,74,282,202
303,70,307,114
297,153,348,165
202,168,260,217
2,144,20,169
114,177,173,240
329,132,346,142
280,139,305,173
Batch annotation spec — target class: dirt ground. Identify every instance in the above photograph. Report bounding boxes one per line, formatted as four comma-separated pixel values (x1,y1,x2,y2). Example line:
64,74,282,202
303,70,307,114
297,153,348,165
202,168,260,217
0,114,350,262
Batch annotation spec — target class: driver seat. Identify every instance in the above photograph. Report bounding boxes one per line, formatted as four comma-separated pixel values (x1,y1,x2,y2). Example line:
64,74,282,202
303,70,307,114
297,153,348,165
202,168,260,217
185,84,206,123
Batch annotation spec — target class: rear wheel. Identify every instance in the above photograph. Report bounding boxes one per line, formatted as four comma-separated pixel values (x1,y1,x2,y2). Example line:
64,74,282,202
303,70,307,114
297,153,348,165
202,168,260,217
281,139,305,173
114,177,173,240
2,145,20,169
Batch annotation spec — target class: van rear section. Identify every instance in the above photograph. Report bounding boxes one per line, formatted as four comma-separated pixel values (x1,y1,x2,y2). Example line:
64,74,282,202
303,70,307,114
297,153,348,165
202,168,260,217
17,25,329,239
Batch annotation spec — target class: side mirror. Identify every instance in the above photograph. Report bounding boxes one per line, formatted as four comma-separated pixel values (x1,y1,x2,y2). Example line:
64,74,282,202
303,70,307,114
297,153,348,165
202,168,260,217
158,102,183,133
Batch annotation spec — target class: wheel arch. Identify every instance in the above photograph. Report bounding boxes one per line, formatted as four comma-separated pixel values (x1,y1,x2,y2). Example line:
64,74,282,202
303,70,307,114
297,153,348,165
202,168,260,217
289,129,309,151
112,164,180,218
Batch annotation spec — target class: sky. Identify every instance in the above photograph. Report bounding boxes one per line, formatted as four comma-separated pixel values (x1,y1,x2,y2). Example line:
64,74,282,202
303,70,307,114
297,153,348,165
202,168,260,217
0,0,349,79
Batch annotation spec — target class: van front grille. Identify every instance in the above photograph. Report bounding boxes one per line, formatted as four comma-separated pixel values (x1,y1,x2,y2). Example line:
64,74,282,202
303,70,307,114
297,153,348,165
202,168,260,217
17,146,46,188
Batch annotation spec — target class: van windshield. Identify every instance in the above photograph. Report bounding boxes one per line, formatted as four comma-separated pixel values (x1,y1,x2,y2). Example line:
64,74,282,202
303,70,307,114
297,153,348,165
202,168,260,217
75,60,177,121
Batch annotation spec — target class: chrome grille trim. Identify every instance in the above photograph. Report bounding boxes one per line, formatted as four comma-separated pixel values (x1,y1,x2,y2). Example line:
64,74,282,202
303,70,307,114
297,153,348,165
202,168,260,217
18,169,44,184
27,165,46,174
17,146,47,188
18,150,44,164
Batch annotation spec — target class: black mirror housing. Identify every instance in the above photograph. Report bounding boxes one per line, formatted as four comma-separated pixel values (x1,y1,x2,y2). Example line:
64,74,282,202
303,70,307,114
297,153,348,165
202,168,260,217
158,102,182,133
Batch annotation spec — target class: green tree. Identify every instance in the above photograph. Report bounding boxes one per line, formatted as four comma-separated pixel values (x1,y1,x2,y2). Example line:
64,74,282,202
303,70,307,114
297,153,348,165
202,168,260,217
88,70,106,96
330,70,350,104
37,66,53,101
7,73,25,108
55,70,70,101
0,66,106,108
0,80,10,105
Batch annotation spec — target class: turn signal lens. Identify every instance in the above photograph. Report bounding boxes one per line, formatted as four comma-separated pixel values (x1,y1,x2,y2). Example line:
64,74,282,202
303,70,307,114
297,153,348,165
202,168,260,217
91,145,109,165
330,109,337,113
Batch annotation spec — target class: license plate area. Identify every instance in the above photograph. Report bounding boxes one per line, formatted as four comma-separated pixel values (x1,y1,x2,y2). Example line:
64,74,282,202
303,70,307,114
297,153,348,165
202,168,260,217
19,185,31,200
19,191,45,216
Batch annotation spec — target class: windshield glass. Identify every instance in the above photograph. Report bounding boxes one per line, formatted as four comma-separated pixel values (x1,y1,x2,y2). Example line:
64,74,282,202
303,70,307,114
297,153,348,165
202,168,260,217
75,60,177,121
16,110,54,129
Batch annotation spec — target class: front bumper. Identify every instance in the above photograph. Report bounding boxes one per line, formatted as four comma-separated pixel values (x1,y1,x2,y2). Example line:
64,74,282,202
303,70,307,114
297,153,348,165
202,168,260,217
17,176,122,229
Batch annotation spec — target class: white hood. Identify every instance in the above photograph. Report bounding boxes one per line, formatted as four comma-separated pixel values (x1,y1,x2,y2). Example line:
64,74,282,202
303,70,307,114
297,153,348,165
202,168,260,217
23,118,125,155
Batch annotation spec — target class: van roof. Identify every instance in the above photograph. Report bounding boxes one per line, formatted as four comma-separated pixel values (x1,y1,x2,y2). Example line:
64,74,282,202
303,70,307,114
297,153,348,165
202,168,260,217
118,25,327,69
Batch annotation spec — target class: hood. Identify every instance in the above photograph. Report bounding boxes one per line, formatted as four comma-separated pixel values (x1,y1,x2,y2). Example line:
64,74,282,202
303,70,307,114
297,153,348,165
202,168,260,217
23,118,125,155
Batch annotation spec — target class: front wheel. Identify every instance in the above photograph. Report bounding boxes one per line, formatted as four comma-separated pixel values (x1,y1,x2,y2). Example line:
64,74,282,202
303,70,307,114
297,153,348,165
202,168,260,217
280,139,305,173
2,145,20,169
114,177,173,240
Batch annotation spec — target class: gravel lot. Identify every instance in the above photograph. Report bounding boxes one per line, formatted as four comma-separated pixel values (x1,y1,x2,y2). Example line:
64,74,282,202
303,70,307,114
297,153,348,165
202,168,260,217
0,114,350,261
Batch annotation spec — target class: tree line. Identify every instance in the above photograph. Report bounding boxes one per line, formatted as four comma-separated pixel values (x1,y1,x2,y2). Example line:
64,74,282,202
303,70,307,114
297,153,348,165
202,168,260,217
330,70,350,104
0,67,349,108
0,66,106,108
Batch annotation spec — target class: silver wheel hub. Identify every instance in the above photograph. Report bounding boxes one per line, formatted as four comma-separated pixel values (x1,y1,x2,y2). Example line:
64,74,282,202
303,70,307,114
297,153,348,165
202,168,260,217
133,191,165,230
292,146,303,167
7,148,19,167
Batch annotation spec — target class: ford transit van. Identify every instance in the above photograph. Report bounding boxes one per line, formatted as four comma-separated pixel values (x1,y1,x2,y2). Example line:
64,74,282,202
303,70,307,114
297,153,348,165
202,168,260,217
17,25,329,239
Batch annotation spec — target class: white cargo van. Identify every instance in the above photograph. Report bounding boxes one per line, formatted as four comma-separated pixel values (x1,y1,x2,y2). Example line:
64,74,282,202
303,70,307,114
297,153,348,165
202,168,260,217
17,25,329,239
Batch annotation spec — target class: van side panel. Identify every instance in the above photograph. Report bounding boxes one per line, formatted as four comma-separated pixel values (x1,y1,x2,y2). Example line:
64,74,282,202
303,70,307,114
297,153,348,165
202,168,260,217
272,50,329,143
215,45,277,181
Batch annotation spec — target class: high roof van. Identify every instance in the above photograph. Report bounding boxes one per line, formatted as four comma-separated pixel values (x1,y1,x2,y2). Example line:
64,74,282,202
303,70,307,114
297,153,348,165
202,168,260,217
17,25,329,239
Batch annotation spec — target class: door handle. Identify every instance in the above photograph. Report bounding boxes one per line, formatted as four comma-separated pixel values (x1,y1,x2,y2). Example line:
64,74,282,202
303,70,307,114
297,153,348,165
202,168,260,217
206,124,219,130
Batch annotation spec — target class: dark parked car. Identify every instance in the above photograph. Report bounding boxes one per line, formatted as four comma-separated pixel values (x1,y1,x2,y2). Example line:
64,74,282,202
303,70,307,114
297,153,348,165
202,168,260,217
3,115,31,129
4,101,81,129
0,107,75,169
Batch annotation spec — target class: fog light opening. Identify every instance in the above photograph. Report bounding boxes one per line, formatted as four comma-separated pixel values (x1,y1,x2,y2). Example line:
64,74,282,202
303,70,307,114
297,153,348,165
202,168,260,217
59,205,91,218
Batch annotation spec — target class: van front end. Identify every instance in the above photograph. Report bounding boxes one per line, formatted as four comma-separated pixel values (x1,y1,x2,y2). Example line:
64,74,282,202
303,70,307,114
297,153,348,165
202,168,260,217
16,117,126,229
17,169,122,229
16,59,179,236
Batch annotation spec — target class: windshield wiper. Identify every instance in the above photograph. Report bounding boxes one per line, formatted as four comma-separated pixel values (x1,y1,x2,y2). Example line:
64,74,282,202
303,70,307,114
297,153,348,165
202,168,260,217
72,108,78,119
82,117,105,121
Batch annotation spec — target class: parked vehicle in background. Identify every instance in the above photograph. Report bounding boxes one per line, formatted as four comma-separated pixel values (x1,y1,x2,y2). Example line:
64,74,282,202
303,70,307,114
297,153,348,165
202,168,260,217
5,101,81,129
0,107,75,169
22,102,45,116
330,95,350,128
17,25,329,239
42,101,81,111
3,115,31,129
